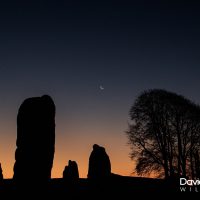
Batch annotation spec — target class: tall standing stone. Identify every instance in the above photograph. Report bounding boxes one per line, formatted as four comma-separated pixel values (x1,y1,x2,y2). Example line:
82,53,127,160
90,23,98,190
13,95,55,185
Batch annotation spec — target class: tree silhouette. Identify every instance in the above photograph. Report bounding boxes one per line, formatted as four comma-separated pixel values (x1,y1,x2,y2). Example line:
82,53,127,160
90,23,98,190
127,89,200,179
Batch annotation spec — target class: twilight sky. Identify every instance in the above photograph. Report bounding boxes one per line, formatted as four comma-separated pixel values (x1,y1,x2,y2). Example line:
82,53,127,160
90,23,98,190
0,0,200,178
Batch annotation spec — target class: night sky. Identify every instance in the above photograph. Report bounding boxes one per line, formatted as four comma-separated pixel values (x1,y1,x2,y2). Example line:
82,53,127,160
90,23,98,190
0,0,200,178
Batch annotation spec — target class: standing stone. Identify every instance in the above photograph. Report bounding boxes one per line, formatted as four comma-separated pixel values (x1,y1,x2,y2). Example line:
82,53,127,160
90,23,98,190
63,160,79,182
0,163,3,181
13,95,55,185
88,144,111,179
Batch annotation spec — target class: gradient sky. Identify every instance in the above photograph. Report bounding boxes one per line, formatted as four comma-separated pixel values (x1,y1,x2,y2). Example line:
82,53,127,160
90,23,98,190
0,0,200,178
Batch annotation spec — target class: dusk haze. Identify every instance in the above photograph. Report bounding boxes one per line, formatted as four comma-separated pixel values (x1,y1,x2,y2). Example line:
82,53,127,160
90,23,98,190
0,1,200,189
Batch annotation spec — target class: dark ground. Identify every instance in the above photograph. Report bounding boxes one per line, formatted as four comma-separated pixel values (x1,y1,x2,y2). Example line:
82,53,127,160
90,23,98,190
0,175,182,198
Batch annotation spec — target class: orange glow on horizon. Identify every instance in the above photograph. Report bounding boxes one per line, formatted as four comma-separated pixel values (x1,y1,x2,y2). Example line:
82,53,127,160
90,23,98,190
0,128,135,179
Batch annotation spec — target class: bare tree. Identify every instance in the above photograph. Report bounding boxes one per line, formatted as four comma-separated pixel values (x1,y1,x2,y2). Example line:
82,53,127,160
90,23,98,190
127,89,200,179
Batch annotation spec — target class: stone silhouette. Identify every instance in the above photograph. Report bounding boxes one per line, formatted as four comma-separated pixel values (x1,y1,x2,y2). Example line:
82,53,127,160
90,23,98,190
13,95,55,185
0,163,3,181
88,144,111,179
63,160,79,182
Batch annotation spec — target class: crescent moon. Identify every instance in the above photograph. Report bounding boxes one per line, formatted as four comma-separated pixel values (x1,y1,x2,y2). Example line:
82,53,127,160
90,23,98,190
100,85,104,90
